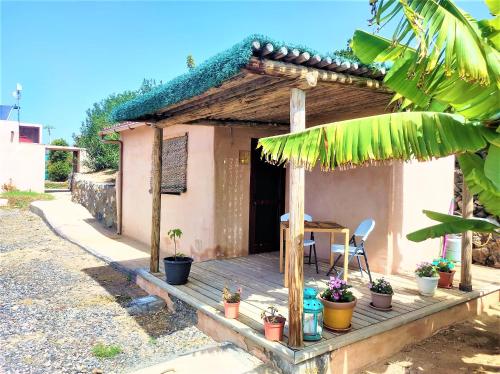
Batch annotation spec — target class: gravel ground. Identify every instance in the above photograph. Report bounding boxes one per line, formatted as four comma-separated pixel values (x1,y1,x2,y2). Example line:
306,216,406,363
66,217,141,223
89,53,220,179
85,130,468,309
0,208,215,374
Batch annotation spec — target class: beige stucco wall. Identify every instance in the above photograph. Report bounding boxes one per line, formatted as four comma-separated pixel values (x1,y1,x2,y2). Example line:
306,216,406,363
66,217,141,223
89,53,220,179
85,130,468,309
213,127,285,258
120,124,216,260
0,120,45,192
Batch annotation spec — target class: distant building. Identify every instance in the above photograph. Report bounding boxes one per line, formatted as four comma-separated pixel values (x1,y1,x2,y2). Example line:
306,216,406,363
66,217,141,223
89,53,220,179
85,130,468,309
0,120,46,192
0,119,86,192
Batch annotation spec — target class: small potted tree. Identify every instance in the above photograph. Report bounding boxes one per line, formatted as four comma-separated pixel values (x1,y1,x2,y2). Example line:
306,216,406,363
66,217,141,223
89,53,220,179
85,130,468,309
369,278,394,310
261,305,286,341
320,276,356,331
433,258,456,289
222,286,241,319
163,229,193,285
415,262,439,296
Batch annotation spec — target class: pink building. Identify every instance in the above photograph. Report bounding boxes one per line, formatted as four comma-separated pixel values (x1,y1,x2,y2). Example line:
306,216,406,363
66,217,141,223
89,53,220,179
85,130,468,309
0,120,46,192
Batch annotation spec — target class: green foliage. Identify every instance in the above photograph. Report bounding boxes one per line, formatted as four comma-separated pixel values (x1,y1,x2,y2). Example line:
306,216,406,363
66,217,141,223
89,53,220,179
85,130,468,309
47,138,72,182
433,258,455,273
167,228,183,258
406,210,499,242
110,34,380,122
222,286,241,303
258,112,488,170
415,262,439,278
186,54,196,70
74,79,160,171
47,160,72,182
369,278,394,295
0,190,54,209
91,343,122,359
260,305,285,323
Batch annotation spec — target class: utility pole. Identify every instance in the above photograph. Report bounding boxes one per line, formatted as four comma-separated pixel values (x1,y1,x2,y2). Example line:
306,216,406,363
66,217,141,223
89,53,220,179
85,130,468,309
12,83,22,125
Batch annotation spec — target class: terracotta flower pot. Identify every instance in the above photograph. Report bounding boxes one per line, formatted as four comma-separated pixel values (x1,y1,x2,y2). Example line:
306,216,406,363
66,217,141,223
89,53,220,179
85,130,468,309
438,270,455,289
320,297,357,330
224,301,240,319
263,317,286,341
371,291,393,309
416,276,439,296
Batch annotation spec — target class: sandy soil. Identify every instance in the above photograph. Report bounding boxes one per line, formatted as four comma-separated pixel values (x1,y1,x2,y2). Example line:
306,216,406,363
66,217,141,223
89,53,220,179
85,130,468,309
363,306,500,374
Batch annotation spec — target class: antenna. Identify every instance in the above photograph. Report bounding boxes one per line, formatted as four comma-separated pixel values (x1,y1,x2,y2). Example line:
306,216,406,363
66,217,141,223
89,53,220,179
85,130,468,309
12,83,22,125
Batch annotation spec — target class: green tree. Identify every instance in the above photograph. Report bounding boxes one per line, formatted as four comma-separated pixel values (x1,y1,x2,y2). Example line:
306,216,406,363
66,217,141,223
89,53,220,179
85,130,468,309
258,0,499,238
74,79,160,171
186,54,196,70
47,138,72,181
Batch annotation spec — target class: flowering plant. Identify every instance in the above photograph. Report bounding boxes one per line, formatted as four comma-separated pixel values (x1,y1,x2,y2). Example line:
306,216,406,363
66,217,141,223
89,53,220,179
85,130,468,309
415,262,439,277
222,286,241,303
432,258,455,273
369,278,394,295
320,276,354,302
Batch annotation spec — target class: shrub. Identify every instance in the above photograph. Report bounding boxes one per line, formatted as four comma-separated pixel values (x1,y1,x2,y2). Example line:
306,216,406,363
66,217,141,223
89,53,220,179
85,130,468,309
47,160,72,182
415,262,439,277
369,278,394,295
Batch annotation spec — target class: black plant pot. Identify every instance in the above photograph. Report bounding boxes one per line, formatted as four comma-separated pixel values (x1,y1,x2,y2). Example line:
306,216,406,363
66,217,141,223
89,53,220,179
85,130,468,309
163,256,193,285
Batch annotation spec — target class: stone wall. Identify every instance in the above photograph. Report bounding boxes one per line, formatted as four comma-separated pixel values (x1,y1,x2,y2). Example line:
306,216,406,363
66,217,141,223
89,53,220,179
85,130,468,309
71,173,117,230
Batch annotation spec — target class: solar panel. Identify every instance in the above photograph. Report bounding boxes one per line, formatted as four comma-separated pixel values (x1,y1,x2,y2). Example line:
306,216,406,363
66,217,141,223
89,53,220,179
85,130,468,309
0,105,13,120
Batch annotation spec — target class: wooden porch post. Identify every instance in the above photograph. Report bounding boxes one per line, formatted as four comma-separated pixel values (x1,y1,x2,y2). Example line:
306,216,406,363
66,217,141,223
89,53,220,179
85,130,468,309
150,126,163,273
288,88,305,347
459,181,473,291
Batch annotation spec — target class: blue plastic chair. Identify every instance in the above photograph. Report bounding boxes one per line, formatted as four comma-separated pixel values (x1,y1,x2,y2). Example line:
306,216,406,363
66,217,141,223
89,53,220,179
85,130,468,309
281,213,319,274
327,218,375,282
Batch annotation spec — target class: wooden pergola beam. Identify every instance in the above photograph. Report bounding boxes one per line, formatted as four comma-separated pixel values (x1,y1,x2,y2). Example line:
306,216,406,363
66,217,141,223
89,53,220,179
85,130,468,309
187,119,289,131
150,126,163,273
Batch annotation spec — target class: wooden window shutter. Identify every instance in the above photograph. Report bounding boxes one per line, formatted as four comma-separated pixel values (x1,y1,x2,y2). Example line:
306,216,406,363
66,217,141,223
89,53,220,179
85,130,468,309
160,134,188,194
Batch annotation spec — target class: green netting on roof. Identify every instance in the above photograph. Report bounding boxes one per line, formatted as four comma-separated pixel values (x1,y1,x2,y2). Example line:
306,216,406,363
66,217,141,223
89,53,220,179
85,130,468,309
110,34,376,122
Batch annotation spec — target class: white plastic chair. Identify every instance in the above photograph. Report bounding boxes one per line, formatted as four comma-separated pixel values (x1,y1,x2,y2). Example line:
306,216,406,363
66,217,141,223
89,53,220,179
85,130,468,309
281,213,318,273
327,218,375,281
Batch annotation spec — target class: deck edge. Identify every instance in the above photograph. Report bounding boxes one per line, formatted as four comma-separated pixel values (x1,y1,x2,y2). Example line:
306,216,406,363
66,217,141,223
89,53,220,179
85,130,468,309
135,268,297,364
293,284,500,364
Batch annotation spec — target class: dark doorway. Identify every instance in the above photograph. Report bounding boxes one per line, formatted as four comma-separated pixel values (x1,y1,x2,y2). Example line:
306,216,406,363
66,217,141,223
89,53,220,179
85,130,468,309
249,138,286,254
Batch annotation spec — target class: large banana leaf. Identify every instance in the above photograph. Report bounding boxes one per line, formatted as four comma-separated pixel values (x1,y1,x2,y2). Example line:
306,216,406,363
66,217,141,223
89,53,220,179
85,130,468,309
351,30,500,121
458,152,500,216
406,210,499,242
258,112,488,170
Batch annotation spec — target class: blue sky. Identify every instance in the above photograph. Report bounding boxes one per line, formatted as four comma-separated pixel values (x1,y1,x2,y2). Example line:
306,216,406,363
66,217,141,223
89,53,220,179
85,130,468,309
1,1,491,143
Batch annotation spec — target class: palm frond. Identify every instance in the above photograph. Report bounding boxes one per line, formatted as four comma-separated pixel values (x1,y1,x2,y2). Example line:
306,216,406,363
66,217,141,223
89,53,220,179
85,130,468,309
258,112,488,171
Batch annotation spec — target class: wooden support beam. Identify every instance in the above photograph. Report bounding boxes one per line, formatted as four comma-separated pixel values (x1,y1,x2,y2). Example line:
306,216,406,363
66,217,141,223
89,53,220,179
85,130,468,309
150,126,163,273
287,88,305,348
187,118,289,131
459,181,473,291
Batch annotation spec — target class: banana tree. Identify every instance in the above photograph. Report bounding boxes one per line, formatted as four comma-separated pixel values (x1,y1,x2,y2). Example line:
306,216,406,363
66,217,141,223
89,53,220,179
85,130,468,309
258,0,499,239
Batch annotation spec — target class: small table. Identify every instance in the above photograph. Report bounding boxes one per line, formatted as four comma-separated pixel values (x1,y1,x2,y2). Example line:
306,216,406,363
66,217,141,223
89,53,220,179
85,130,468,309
280,221,350,287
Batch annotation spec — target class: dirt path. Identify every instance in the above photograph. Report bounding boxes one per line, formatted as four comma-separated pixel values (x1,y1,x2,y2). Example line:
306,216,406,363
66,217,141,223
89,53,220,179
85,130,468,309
0,209,214,373
363,306,500,374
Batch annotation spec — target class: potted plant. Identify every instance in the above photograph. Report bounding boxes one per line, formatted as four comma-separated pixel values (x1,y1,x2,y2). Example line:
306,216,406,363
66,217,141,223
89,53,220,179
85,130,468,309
222,286,242,319
415,262,439,296
319,276,356,331
261,305,286,341
163,229,193,285
433,258,456,289
369,278,394,310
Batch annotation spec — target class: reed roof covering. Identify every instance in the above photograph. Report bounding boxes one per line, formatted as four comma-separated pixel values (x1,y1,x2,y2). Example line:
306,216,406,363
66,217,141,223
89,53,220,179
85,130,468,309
110,34,386,123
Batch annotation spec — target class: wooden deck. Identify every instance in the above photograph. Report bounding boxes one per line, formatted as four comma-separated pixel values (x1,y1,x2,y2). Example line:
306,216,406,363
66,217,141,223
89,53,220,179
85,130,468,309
139,252,499,366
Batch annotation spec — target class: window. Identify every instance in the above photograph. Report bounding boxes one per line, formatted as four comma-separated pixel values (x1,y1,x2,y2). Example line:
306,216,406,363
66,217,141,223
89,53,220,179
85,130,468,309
19,126,40,143
160,134,188,194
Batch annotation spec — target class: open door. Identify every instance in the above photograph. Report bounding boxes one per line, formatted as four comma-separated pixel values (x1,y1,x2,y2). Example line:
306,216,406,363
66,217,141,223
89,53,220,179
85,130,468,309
249,138,286,254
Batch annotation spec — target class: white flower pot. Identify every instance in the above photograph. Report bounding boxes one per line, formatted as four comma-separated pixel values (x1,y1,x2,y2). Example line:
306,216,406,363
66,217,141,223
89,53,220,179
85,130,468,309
416,276,439,296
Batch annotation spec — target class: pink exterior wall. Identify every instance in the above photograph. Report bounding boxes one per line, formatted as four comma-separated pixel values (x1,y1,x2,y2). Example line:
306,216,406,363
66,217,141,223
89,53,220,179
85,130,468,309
119,123,454,275
120,125,216,260
0,120,45,192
